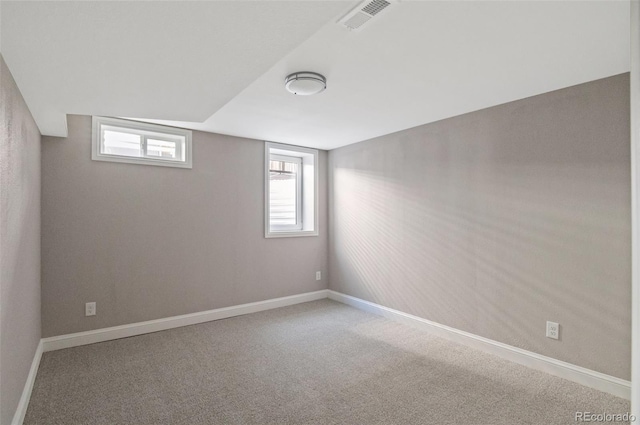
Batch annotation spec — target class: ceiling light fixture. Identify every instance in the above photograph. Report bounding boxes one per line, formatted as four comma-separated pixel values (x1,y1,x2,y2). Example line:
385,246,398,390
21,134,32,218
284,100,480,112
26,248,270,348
285,72,326,96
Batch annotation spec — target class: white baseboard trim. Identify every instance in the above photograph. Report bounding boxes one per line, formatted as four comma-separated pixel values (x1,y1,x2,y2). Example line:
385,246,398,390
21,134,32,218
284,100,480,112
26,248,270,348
328,290,631,400
42,290,329,352
28,288,631,410
11,340,43,425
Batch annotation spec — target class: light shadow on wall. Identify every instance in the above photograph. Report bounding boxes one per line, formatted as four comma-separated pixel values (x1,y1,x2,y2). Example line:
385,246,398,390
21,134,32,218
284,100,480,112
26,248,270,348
331,159,629,376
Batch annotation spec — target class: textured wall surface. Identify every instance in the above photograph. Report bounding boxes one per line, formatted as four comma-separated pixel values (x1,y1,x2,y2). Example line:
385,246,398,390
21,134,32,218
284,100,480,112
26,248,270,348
329,74,631,379
41,115,328,337
0,55,41,424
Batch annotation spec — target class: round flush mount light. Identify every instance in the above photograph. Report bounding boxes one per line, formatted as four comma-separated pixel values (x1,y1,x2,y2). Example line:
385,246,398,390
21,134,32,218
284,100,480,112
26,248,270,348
284,72,326,96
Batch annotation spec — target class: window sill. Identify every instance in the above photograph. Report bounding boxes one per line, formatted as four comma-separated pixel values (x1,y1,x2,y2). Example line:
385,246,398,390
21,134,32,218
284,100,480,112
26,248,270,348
265,230,319,238
91,153,192,169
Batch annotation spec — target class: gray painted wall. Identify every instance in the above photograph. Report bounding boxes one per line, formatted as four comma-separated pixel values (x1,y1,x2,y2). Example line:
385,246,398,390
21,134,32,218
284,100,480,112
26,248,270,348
328,74,631,380
0,55,41,424
41,115,328,338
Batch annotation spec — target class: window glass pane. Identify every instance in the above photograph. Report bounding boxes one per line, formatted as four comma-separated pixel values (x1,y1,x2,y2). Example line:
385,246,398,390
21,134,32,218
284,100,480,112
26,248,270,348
146,138,177,159
102,130,142,157
269,160,298,226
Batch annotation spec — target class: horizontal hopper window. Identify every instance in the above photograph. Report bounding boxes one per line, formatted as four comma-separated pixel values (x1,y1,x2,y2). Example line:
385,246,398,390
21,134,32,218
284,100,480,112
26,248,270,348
92,117,192,168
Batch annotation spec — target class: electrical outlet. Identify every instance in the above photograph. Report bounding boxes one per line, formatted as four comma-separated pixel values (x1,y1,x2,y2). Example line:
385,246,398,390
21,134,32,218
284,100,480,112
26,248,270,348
546,321,559,340
85,302,96,317
316,271,321,281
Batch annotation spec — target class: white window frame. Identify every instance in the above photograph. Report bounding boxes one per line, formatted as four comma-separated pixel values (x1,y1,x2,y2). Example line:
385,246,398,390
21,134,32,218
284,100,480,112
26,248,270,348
265,142,318,238
92,116,192,169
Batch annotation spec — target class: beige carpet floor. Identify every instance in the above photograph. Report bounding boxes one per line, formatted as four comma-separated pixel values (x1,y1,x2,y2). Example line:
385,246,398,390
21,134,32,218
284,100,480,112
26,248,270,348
25,299,629,424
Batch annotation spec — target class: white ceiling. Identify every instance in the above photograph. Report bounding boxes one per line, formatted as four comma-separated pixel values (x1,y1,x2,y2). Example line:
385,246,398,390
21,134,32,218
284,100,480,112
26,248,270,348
1,1,630,150
0,1,353,137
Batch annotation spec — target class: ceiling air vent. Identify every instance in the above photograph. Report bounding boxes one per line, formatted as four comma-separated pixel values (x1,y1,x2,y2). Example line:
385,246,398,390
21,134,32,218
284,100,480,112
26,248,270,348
338,0,394,32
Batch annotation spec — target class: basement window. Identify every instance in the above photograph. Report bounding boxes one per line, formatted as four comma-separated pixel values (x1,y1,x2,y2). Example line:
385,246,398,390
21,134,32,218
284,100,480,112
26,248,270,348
92,117,192,168
265,142,318,238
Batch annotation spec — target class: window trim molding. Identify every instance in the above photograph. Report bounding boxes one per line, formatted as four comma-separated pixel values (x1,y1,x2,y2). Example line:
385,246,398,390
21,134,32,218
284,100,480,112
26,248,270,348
91,116,193,169
264,142,319,238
